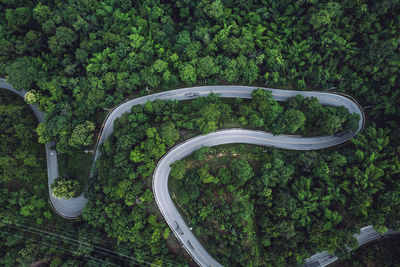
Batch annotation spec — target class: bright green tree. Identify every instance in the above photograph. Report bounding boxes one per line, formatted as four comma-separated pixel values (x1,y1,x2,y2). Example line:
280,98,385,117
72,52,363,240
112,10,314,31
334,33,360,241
160,122,179,147
69,121,95,148
170,160,186,179
24,90,38,104
51,176,80,199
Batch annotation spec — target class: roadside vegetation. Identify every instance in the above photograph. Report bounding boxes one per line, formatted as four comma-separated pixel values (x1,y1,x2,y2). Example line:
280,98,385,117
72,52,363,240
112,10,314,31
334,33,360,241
50,176,81,199
1,0,398,156
1,0,399,266
331,237,400,267
0,91,136,266
0,91,49,223
170,132,400,265
85,91,357,266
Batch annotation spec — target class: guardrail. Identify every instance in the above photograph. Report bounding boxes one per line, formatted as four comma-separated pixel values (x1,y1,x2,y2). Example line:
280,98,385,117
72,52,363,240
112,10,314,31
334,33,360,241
302,226,400,267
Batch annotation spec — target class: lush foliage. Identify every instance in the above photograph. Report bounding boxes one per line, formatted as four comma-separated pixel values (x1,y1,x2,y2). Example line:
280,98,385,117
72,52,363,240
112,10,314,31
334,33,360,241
82,90,355,266
0,91,48,223
1,0,398,153
243,89,359,135
83,101,189,266
1,0,400,265
171,128,400,266
50,176,81,199
0,91,140,267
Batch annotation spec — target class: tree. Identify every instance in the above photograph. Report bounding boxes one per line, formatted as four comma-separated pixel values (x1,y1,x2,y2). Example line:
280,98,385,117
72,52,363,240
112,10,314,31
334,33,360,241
130,147,145,163
310,2,342,30
230,158,254,187
179,63,197,84
5,7,32,32
55,26,77,47
194,146,213,161
346,113,361,132
33,3,51,24
51,176,80,199
196,56,220,78
317,113,345,135
6,58,37,91
35,122,51,144
160,122,179,147
69,121,95,148
203,0,224,20
24,90,38,104
283,109,306,134
197,164,219,184
152,59,168,73
170,160,186,179
261,158,294,187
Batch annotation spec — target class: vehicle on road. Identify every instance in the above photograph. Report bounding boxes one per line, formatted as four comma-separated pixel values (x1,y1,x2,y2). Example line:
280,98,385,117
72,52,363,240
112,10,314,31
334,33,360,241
175,221,184,235
187,240,195,250
184,92,199,98
2,80,374,267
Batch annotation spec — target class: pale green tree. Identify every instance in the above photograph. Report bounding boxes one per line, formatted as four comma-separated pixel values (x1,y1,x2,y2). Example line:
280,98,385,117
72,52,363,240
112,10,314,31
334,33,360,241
69,121,95,148
170,160,186,179
24,90,38,104
51,176,80,199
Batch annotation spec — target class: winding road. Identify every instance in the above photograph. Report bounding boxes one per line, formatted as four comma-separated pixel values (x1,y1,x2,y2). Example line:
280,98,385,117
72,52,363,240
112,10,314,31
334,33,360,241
0,79,87,218
2,78,397,267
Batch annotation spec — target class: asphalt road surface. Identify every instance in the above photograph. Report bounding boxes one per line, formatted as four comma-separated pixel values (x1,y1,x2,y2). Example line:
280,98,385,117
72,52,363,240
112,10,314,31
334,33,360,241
3,79,397,266
303,226,400,267
0,79,86,218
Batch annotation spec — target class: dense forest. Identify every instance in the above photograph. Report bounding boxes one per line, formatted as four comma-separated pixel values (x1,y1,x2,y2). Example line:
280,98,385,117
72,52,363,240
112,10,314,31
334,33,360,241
170,133,400,266
1,0,399,154
0,91,146,266
1,0,400,266
84,92,356,266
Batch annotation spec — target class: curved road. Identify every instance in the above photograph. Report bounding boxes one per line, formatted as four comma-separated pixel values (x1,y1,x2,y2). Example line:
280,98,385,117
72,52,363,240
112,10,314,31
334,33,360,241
303,225,400,267
0,79,87,218
2,79,397,266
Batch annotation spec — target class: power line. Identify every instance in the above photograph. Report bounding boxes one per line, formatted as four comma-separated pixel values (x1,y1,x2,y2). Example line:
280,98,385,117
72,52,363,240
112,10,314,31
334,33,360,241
23,217,179,266
2,209,175,264
1,213,127,254
2,222,134,266
2,214,182,266
0,215,181,266
1,220,161,267
0,228,121,267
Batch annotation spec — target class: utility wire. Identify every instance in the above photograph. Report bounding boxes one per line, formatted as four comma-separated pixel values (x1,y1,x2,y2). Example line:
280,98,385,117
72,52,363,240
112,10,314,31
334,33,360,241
4,213,182,266
1,214,131,255
0,215,181,266
0,228,121,267
0,211,178,265
1,221,162,267
2,222,134,266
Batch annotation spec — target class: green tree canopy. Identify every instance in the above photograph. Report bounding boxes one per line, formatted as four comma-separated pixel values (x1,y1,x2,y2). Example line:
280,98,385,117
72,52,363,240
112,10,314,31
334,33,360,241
170,160,186,180
50,176,80,199
69,121,95,148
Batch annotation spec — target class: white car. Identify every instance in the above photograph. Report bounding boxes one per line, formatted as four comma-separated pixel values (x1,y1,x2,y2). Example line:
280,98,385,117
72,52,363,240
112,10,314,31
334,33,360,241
184,92,199,98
